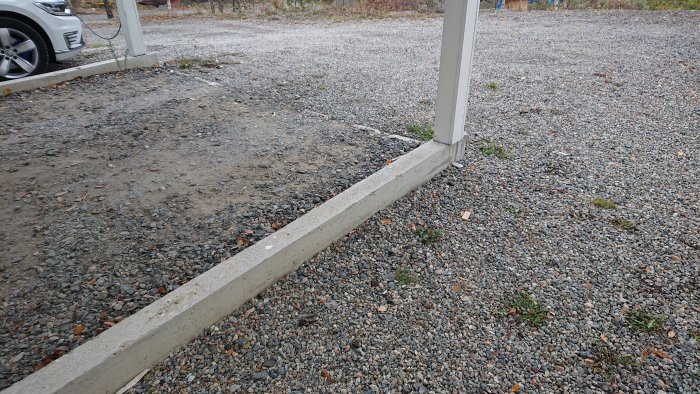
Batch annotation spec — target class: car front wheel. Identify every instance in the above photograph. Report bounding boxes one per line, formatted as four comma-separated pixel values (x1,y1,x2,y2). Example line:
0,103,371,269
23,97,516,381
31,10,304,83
0,17,49,81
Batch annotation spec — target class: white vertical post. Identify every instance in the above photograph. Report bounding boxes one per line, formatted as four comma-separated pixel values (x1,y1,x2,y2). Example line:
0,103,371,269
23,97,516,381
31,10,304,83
434,0,479,151
116,0,147,57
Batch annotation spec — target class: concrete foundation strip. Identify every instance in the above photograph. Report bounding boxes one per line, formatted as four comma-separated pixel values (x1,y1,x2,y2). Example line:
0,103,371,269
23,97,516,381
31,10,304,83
4,141,459,394
0,54,159,95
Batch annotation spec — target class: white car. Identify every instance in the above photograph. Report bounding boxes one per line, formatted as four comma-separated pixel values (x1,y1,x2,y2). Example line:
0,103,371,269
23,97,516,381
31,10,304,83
0,0,84,80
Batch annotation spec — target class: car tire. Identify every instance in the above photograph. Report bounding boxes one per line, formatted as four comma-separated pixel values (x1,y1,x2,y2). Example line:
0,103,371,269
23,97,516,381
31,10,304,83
0,17,49,81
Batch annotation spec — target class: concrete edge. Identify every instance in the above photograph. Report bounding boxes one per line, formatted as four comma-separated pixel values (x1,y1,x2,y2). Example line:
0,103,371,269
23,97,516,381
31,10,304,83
0,53,159,95
2,141,455,394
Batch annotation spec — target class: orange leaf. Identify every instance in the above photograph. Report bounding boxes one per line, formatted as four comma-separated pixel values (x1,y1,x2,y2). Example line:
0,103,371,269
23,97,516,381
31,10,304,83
451,284,461,293
320,369,331,381
74,324,85,335
380,218,393,225
511,383,522,393
651,348,673,361
2,88,11,95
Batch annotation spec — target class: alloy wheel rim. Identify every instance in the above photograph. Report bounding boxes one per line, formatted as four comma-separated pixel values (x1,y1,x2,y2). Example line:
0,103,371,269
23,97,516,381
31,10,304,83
0,28,39,79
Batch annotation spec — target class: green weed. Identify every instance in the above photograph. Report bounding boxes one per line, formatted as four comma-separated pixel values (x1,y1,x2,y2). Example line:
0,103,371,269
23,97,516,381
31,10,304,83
406,124,434,141
627,310,666,333
500,292,549,326
592,197,617,210
395,265,418,285
480,141,510,159
611,217,637,231
414,227,444,246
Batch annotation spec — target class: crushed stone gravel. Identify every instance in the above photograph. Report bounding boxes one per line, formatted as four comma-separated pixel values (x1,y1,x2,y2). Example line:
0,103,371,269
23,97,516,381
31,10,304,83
2,9,699,393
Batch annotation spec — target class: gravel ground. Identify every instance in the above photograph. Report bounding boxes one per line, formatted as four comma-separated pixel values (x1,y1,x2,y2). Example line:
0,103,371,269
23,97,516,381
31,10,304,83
118,10,699,394
4,9,700,393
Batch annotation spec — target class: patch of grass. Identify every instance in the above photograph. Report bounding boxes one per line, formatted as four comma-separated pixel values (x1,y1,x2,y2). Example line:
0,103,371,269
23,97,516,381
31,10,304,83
587,344,642,382
591,197,618,210
627,310,666,333
486,81,498,90
611,217,637,231
480,141,510,159
505,204,529,217
500,292,549,326
414,227,444,246
175,56,218,69
692,330,700,342
406,124,434,141
395,265,418,285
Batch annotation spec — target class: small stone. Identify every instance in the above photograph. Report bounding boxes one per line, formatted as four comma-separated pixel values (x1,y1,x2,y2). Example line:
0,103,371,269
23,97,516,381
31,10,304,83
252,371,269,381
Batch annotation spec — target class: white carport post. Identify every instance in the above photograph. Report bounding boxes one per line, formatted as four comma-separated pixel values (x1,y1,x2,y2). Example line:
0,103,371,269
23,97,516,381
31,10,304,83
434,0,480,160
115,0,147,56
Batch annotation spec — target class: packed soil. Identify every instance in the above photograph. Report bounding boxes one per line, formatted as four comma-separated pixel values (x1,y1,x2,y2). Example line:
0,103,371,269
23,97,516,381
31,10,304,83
0,67,415,387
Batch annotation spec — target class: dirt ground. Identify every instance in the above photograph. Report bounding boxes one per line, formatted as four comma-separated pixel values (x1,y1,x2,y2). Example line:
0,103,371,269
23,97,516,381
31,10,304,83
0,65,414,387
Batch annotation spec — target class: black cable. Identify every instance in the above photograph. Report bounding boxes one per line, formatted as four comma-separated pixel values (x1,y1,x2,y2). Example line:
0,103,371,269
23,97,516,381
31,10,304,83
73,12,122,41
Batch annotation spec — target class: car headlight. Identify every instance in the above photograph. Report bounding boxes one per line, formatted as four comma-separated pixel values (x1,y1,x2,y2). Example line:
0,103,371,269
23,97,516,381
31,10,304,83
34,0,72,16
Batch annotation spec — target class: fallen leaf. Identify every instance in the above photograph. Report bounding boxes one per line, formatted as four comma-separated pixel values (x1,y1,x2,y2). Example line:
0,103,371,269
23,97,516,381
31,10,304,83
511,383,522,393
244,307,255,319
670,255,681,261
74,324,85,335
320,369,331,381
158,287,166,294
584,301,594,309
3,88,11,95
47,84,60,89
86,277,97,286
667,330,676,338
451,284,461,293
460,210,472,221
99,311,108,319
650,348,673,361
104,321,116,327
584,282,592,291
409,223,417,232
600,334,608,343
377,305,388,313
380,218,393,225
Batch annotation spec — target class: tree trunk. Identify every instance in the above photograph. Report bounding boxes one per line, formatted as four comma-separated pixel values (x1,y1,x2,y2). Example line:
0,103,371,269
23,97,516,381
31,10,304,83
102,0,114,19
